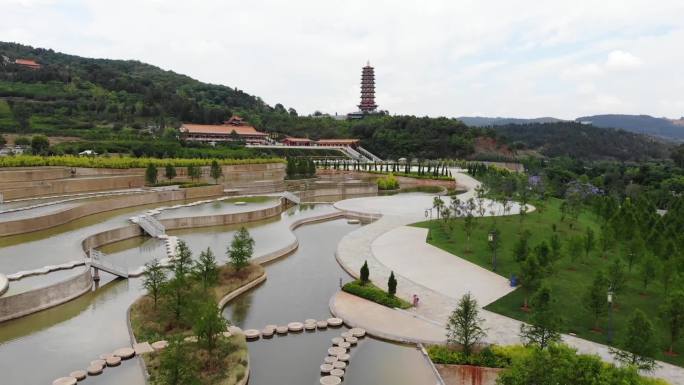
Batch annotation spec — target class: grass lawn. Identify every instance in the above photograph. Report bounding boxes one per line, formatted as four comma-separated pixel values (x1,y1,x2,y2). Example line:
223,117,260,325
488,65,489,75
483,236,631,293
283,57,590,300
414,198,684,367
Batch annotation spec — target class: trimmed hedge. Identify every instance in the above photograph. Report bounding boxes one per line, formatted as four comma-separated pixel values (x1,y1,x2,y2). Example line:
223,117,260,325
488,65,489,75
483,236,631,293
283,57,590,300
0,155,284,168
342,280,411,309
427,345,510,368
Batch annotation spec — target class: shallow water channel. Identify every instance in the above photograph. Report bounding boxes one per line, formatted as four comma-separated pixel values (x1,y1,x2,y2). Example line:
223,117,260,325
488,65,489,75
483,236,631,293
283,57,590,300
0,201,437,385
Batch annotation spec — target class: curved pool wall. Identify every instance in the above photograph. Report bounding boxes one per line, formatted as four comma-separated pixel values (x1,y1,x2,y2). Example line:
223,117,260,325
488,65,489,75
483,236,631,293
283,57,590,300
0,185,223,236
0,204,371,385
222,219,437,385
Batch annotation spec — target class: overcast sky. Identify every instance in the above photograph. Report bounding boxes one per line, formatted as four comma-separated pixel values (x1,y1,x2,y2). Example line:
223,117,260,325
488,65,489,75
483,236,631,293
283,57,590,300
2,0,684,119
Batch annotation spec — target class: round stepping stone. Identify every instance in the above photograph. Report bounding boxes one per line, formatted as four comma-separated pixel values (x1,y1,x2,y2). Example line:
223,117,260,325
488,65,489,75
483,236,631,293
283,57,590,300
320,363,334,373
345,336,358,345
265,324,277,330
86,365,103,375
90,359,106,367
327,317,343,327
331,337,344,345
304,323,316,331
350,327,366,337
320,376,342,385
340,332,352,338
106,356,121,367
328,346,346,356
276,326,288,335
324,356,338,364
151,340,168,350
244,329,261,340
316,320,328,329
113,347,135,359
288,322,304,332
330,368,345,378
99,353,114,360
333,361,347,369
228,326,243,335
261,328,275,338
337,353,350,362
305,318,317,324
338,341,351,349
69,370,87,381
52,377,77,385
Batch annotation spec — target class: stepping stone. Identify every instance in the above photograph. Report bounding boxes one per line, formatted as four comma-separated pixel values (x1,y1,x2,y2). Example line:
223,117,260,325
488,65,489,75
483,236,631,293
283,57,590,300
113,347,135,359
288,322,304,332
320,363,334,373
276,326,288,335
350,327,366,337
304,323,316,331
330,368,345,378
340,332,352,338
324,356,338,364
106,356,121,367
69,370,87,381
87,365,103,375
133,342,154,355
333,361,347,370
316,320,328,329
338,341,351,349
52,377,77,385
99,353,114,360
347,219,361,224
320,375,342,385
183,336,198,343
331,337,344,345
90,359,106,368
305,318,317,324
345,336,358,345
151,340,168,350
328,346,346,356
327,317,343,327
244,329,261,340
262,328,275,338
336,353,350,362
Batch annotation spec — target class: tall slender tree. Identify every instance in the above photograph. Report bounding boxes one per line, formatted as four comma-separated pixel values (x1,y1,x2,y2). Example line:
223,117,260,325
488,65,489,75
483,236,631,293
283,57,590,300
447,292,486,356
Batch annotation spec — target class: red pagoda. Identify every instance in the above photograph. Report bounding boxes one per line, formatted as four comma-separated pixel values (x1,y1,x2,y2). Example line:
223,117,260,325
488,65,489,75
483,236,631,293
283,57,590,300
358,61,378,113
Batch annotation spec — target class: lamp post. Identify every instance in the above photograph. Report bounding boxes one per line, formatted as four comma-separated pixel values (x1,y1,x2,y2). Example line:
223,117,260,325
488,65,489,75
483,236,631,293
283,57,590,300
488,229,498,272
607,289,614,344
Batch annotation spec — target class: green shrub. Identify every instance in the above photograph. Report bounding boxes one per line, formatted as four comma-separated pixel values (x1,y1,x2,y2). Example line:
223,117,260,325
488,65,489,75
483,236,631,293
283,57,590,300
0,155,284,169
427,345,510,368
342,280,411,309
377,173,400,190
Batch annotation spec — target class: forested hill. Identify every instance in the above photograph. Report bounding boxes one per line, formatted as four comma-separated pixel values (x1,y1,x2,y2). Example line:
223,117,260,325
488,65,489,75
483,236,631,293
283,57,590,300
492,122,671,161
575,114,684,141
0,41,266,127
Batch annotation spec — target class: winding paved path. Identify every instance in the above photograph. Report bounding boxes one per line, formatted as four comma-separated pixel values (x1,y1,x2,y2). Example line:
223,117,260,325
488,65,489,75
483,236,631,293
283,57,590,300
332,170,684,385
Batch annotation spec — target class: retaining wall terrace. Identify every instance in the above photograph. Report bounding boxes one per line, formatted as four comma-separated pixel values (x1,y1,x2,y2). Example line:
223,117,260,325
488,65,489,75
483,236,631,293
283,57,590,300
0,268,92,323
316,169,456,189
0,175,145,199
0,185,224,237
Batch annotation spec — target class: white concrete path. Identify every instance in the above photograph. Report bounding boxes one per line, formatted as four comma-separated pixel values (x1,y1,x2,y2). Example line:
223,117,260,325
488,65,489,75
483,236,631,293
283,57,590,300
333,169,684,385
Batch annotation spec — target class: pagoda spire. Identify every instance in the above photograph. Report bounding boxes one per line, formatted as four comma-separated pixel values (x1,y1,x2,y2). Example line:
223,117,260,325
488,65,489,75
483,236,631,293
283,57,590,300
358,62,378,113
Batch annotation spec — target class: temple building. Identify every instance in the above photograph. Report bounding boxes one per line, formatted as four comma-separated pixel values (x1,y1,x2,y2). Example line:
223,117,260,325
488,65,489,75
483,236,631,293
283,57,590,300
358,61,378,113
179,115,269,144
14,59,41,69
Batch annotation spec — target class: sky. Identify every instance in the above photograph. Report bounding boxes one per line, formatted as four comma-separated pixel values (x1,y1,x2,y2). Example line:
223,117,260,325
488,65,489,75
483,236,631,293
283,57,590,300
2,0,684,119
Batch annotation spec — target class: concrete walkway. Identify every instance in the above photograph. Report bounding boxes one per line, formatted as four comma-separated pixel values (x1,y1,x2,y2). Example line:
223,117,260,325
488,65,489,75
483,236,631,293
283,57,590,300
333,169,684,385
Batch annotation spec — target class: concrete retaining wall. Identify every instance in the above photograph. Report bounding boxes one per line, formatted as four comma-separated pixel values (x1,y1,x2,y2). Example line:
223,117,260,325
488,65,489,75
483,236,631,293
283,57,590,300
0,185,224,237
435,364,502,385
0,175,145,199
0,269,92,323
316,169,456,189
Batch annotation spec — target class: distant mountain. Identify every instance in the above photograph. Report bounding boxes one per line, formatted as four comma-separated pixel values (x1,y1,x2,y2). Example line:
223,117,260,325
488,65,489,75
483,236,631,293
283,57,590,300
491,122,671,161
575,114,684,141
457,116,566,126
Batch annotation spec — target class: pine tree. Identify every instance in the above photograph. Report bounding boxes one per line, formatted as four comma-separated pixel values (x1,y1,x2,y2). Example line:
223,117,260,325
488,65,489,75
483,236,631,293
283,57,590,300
584,271,608,330
209,160,223,183
610,309,657,371
165,164,177,180
387,271,397,297
227,227,254,270
193,247,218,290
360,260,370,285
660,290,684,355
145,163,158,185
520,284,562,349
447,292,486,356
142,258,166,309
192,298,228,353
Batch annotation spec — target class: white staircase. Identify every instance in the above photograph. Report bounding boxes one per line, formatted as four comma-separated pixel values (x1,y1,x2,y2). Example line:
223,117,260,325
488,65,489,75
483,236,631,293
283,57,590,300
357,146,383,162
282,191,301,205
88,248,129,278
135,215,166,238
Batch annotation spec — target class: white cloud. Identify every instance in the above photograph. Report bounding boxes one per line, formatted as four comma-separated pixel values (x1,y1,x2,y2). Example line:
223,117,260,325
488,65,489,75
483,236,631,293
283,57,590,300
1,0,683,119
605,50,643,70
